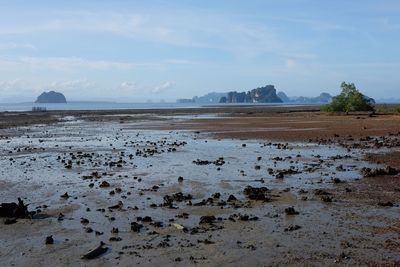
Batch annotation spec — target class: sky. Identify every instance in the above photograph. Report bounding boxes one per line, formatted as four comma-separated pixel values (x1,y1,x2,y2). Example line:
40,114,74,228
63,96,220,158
0,0,399,102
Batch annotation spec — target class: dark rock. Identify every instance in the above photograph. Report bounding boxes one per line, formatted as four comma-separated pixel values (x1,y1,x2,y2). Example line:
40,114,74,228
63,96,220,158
333,178,344,183
199,215,216,224
57,213,64,221
314,189,331,196
163,192,192,206
108,201,123,210
0,198,29,218
284,207,299,215
4,218,17,225
284,225,301,232
45,235,54,245
99,181,110,188
130,222,143,232
151,221,163,227
243,186,270,201
361,166,399,177
227,194,237,202
212,192,221,199
378,201,394,207
60,192,69,199
141,216,153,222
321,196,332,202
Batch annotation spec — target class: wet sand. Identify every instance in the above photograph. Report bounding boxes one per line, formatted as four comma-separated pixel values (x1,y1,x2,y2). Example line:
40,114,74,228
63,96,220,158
0,107,399,266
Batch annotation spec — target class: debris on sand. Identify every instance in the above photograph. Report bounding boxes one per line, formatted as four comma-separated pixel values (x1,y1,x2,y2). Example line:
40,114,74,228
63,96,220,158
284,207,299,215
192,157,225,166
0,198,29,218
243,186,270,201
172,223,187,231
81,242,108,259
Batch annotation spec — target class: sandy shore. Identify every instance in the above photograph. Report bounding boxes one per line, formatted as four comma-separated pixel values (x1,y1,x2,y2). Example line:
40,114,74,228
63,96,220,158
0,107,399,266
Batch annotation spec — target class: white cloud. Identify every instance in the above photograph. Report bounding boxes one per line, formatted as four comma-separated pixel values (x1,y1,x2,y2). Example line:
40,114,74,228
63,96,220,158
152,81,175,93
117,81,140,94
166,59,198,65
118,81,175,94
0,79,28,91
0,42,36,50
382,17,400,31
0,78,95,97
285,59,297,69
46,79,96,92
0,9,315,59
0,56,164,73
120,81,137,89
0,79,41,97
20,56,135,71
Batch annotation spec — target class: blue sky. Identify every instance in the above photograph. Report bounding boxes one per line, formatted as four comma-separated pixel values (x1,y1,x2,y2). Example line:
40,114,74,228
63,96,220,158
0,0,399,102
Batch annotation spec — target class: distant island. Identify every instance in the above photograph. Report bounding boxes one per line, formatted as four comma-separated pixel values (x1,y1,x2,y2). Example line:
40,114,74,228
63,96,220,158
177,84,332,104
277,91,332,104
220,85,282,103
35,91,67,103
176,92,226,104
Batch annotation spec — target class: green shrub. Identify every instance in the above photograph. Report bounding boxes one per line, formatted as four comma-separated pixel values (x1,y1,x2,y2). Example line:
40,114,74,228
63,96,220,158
322,82,375,112
376,104,400,114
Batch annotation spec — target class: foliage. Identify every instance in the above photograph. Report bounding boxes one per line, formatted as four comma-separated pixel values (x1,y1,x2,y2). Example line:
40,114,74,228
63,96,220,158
321,82,375,112
375,104,400,114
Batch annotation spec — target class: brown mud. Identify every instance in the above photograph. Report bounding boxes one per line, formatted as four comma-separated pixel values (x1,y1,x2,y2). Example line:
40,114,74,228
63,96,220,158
0,107,399,266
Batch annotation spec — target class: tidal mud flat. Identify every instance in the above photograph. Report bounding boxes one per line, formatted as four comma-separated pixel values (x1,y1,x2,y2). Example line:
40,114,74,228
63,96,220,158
1,109,400,266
